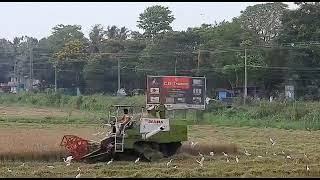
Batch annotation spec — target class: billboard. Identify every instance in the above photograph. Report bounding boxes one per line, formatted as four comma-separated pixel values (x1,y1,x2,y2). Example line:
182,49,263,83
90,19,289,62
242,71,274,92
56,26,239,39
146,76,206,110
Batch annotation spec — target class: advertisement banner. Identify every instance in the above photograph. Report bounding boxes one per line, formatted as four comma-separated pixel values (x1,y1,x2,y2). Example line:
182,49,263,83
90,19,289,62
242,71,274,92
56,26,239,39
146,76,206,110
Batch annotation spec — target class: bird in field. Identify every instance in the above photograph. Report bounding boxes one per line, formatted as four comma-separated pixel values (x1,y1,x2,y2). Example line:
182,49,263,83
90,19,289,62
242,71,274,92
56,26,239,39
281,151,285,155
244,149,251,156
226,157,230,163
257,155,263,158
135,157,140,164
265,151,268,155
306,165,310,171
273,153,277,156
235,156,239,163
166,159,173,168
76,167,81,178
20,163,25,167
191,141,198,148
210,152,214,156
63,156,73,166
198,152,204,157
286,155,292,159
269,137,276,146
173,165,178,169
222,152,228,157
47,165,55,169
196,156,205,167
107,158,113,165
7,168,12,173
304,153,308,159
92,131,101,136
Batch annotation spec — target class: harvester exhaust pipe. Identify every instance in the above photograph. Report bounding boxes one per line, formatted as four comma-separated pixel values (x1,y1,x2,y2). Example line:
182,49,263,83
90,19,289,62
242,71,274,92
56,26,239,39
143,126,164,140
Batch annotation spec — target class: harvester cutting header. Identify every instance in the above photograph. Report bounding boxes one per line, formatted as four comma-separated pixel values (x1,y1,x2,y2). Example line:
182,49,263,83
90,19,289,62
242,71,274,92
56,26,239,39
60,75,206,162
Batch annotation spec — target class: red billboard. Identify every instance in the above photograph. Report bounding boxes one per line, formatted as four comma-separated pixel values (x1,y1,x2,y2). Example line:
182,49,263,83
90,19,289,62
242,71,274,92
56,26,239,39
146,76,206,110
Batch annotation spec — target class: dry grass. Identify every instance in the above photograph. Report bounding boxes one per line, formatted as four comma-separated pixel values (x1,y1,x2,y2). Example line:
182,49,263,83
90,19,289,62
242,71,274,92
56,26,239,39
0,105,88,118
1,124,320,177
0,124,107,161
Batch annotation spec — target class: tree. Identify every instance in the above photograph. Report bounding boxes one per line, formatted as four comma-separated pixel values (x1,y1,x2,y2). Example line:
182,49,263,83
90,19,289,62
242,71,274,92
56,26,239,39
47,24,86,52
278,2,320,99
89,24,105,53
137,5,175,39
105,25,130,40
239,2,288,45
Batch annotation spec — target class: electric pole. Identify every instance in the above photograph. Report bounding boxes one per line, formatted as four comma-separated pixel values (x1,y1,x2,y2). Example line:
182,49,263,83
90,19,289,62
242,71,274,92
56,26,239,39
54,64,57,93
175,57,177,75
244,48,247,105
197,50,201,75
117,57,121,94
29,43,33,91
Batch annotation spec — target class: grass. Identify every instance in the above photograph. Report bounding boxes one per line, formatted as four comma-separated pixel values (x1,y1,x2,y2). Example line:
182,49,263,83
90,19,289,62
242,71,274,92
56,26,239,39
0,124,320,177
2,92,320,130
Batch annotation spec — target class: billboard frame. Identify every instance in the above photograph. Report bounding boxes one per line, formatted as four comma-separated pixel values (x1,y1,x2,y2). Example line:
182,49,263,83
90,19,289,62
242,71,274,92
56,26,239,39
146,75,206,110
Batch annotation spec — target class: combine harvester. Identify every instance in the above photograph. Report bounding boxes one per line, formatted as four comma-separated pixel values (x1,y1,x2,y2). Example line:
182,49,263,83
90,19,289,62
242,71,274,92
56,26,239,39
60,75,206,162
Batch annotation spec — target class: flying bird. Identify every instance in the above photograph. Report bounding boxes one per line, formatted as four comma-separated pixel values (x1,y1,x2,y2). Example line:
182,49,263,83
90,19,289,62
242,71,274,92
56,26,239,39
166,159,173,168
135,157,140,164
63,156,73,166
191,141,198,148
235,156,239,163
222,152,228,157
269,137,276,146
196,156,205,167
76,167,81,178
244,149,251,156
107,158,114,165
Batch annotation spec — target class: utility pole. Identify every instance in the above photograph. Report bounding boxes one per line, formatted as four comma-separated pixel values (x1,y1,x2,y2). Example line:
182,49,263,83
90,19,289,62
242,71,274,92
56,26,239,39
197,50,201,75
244,48,247,105
54,64,57,93
117,57,121,93
174,57,177,75
29,43,33,91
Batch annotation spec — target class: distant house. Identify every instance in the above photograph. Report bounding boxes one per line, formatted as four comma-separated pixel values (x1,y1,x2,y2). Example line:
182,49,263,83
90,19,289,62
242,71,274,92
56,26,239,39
233,86,263,98
215,88,234,100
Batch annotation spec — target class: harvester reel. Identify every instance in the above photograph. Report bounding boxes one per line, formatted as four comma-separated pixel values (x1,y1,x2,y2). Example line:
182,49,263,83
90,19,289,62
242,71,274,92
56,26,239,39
60,135,89,161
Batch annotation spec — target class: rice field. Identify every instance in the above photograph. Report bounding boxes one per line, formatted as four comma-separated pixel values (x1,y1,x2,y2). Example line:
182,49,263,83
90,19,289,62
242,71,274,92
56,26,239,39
0,104,319,177
1,122,320,178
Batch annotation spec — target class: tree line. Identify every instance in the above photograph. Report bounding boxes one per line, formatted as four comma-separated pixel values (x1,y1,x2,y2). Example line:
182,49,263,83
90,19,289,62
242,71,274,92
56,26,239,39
0,2,320,99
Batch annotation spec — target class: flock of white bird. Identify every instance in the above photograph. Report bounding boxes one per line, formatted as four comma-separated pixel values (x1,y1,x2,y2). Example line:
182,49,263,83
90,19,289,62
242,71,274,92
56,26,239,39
4,137,311,178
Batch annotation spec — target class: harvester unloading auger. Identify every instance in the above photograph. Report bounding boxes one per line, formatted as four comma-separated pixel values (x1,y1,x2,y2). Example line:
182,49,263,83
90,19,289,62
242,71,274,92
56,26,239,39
60,104,188,162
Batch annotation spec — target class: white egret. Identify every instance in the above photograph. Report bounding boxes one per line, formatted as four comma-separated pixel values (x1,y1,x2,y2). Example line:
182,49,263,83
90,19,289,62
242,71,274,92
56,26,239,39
107,158,113,165
196,156,205,167
166,159,173,168
135,157,140,164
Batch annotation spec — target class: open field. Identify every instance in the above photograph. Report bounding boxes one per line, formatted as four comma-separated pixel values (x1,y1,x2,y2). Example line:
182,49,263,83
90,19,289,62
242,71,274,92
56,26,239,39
0,123,320,178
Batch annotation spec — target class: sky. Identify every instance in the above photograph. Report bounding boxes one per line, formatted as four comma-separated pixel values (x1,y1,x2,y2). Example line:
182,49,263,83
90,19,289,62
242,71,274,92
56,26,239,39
0,2,298,41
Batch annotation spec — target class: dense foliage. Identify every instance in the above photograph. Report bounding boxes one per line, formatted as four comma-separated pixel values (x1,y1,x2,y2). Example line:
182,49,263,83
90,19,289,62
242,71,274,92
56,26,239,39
1,3,319,98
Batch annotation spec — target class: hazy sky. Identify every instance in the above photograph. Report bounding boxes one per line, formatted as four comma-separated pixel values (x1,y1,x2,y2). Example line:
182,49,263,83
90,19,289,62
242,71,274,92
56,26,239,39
0,2,297,41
